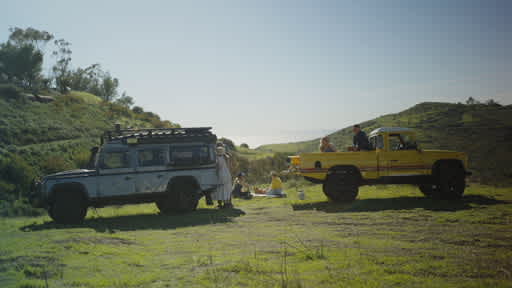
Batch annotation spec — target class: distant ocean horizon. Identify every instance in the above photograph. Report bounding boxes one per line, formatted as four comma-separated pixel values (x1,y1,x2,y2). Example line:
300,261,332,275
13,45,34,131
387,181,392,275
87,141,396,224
225,128,338,149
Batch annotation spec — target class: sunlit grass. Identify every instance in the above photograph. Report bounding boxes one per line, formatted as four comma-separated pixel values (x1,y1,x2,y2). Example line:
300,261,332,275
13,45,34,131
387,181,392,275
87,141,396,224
1,184,511,287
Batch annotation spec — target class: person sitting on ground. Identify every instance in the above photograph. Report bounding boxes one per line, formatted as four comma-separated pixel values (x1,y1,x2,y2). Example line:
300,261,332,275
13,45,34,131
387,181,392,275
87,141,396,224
349,124,371,151
319,136,337,152
266,171,286,197
232,172,252,199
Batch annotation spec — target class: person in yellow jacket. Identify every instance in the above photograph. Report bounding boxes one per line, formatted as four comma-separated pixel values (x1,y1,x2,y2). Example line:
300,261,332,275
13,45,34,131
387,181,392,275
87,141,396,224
266,171,285,197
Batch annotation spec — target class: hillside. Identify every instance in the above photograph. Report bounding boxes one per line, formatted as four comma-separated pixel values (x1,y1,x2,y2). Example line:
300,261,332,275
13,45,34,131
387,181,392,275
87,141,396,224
0,87,179,214
258,102,512,184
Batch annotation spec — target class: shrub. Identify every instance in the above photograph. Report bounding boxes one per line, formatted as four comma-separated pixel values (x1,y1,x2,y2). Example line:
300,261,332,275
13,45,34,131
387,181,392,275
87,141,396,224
73,149,91,169
0,83,23,101
41,155,72,174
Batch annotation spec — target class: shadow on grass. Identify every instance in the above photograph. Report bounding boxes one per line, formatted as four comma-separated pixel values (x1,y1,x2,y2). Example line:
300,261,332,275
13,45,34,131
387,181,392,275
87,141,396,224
20,208,245,233
292,195,509,213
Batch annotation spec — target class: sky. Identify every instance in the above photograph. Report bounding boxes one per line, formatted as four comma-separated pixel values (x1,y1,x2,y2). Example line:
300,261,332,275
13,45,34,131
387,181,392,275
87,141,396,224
2,0,511,147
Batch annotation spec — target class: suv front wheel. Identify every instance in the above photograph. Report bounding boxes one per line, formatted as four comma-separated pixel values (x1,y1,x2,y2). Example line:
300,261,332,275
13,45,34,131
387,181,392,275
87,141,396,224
50,190,87,224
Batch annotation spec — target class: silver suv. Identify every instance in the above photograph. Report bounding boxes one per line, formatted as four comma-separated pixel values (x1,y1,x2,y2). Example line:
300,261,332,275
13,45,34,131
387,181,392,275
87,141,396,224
30,127,219,224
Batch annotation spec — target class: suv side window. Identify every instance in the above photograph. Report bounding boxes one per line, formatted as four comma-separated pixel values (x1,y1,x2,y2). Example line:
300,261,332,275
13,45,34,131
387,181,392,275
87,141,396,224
170,145,214,166
138,149,167,167
100,150,132,169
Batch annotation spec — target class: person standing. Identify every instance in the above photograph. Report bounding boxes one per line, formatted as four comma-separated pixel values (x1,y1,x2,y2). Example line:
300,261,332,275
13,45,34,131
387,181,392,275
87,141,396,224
213,145,233,208
350,124,371,151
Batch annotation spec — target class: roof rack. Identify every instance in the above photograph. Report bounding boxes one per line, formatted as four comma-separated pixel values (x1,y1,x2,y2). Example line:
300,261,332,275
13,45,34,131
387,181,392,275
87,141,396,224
102,127,216,144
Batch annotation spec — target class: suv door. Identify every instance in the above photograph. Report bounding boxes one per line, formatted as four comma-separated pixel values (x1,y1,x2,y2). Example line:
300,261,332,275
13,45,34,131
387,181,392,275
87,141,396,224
98,148,136,197
135,146,169,193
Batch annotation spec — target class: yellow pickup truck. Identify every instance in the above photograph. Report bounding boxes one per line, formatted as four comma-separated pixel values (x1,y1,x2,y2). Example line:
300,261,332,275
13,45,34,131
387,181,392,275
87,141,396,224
289,127,471,202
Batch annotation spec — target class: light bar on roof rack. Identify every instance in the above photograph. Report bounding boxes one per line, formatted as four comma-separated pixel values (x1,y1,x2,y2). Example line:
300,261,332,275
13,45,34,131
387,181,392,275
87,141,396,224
102,127,215,143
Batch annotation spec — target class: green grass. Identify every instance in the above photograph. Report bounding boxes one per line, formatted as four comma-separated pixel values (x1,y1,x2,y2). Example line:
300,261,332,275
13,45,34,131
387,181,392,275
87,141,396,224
237,146,274,160
66,91,102,105
1,184,511,287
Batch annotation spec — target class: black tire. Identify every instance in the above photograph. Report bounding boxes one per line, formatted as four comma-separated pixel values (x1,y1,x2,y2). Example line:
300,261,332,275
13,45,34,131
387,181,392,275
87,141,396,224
48,204,55,220
322,168,360,202
156,180,200,214
51,190,87,224
437,163,466,200
418,184,440,198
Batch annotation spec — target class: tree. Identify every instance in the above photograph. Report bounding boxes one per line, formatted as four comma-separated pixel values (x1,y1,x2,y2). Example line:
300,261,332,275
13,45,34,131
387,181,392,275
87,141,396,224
8,27,53,50
219,137,237,151
115,91,134,108
466,97,479,105
0,42,43,91
240,143,249,149
132,106,144,114
52,38,72,94
99,73,119,101
485,99,501,106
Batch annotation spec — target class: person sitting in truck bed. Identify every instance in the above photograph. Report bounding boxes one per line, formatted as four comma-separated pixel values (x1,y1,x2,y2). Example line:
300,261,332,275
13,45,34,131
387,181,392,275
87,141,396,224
319,136,337,152
349,124,371,151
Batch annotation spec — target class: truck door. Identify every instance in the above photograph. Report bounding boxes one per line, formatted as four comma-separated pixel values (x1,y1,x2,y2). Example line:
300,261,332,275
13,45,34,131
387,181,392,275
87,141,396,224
380,133,424,176
98,148,136,197
135,146,169,193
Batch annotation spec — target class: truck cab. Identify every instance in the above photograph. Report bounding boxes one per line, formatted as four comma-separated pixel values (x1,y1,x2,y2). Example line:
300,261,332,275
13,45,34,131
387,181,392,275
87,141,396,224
290,127,471,202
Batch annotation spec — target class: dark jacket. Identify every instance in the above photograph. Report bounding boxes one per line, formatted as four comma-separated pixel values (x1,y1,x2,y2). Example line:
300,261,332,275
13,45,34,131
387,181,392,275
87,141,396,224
353,131,371,150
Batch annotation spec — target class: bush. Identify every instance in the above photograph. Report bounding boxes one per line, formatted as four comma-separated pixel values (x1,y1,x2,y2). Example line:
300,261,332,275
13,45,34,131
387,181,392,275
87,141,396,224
0,83,23,101
41,155,72,174
0,199,44,217
73,149,91,169
0,153,36,200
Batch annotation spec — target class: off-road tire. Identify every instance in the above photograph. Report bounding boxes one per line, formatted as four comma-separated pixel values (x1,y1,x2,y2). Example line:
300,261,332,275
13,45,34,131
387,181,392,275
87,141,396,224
156,180,199,214
51,190,87,224
322,168,360,202
437,163,466,200
418,184,440,198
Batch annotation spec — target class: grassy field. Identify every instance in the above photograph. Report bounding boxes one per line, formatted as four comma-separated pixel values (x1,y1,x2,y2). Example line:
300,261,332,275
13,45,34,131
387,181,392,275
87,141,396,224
1,184,511,288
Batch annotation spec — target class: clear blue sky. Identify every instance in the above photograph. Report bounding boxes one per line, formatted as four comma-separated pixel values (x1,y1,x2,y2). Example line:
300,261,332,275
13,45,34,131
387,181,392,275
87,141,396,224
2,0,511,147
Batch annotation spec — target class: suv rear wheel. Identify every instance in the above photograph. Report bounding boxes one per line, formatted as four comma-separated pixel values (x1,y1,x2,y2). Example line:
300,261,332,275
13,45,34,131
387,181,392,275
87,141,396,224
50,190,87,224
322,168,360,202
156,179,200,214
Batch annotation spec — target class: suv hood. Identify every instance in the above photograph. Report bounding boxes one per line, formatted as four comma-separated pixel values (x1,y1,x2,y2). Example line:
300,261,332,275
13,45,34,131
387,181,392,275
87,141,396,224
45,169,96,179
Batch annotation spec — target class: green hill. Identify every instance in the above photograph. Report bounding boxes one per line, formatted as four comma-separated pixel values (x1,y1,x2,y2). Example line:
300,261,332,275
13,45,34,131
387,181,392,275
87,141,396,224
257,102,512,185
0,86,179,215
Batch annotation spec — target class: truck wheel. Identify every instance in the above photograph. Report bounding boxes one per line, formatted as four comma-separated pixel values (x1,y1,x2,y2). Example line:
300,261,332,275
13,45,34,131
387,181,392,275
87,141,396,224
51,190,87,224
156,180,199,214
418,184,440,198
322,168,360,202
438,164,465,199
